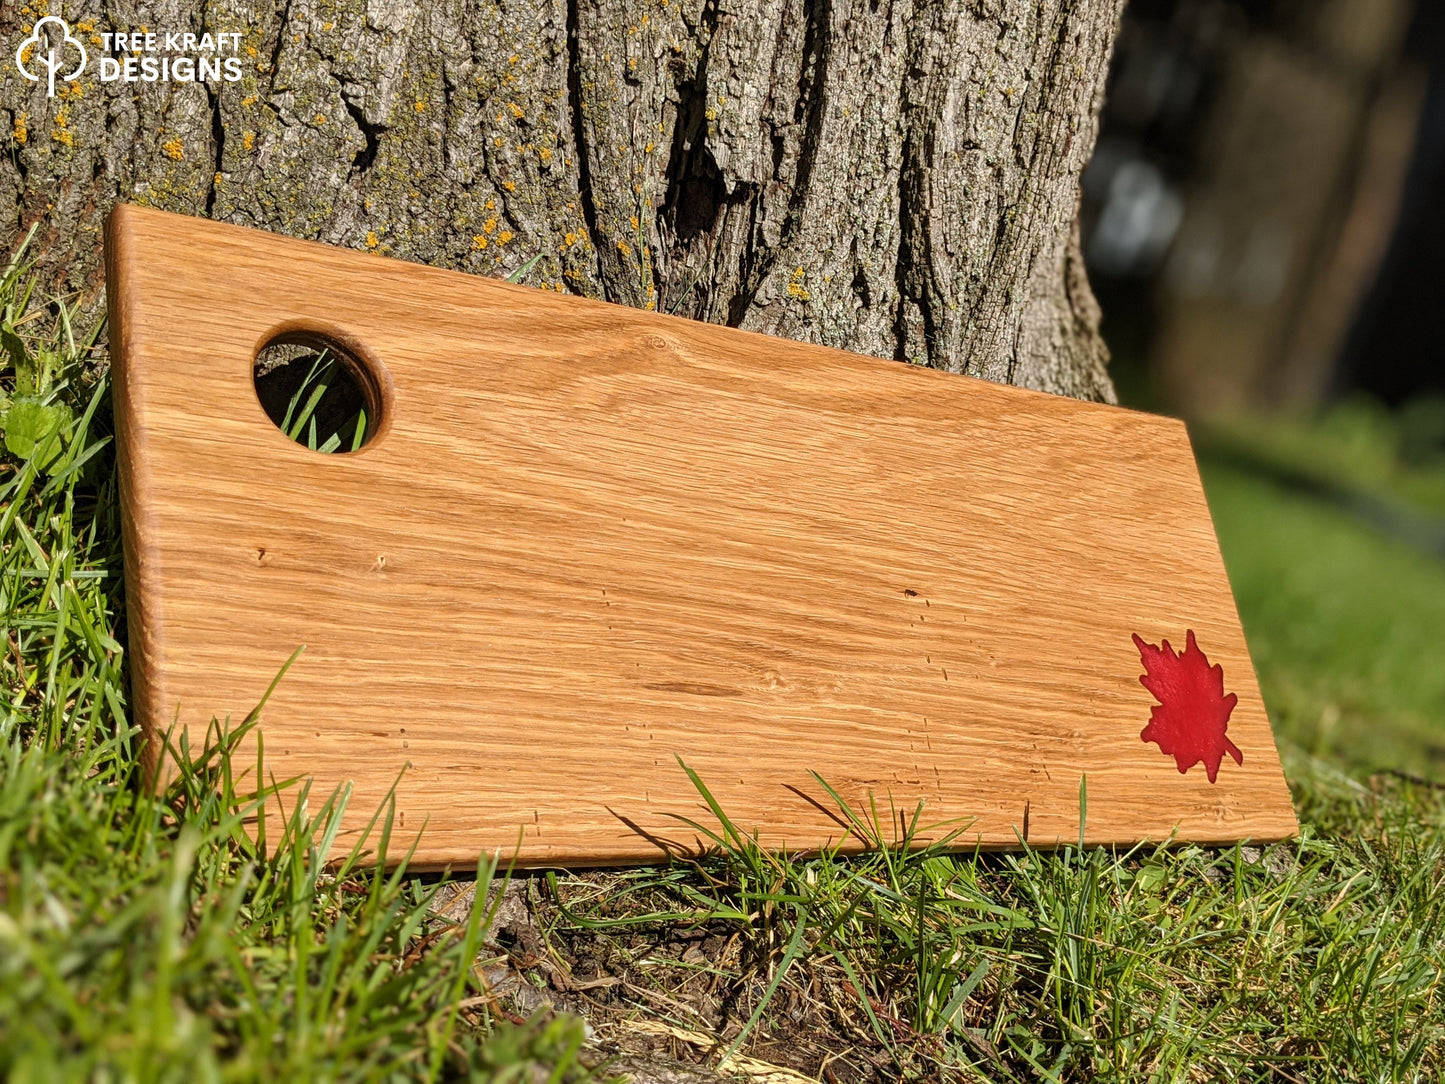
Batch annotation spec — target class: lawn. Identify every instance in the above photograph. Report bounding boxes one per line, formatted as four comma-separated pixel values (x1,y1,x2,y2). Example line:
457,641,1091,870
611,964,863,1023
1199,439,1445,776
2,241,1442,1081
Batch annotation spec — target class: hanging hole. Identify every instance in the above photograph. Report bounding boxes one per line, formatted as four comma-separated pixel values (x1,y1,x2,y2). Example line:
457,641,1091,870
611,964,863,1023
253,330,385,453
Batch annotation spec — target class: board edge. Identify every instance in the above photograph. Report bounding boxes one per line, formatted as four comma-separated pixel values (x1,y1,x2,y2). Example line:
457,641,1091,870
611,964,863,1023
105,204,170,785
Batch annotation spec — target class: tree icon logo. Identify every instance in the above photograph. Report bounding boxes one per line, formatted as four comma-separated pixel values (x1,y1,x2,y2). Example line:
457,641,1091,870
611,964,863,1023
16,16,87,98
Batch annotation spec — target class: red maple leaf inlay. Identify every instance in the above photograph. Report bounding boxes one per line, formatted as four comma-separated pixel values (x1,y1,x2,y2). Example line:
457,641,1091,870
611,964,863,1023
1132,629,1243,783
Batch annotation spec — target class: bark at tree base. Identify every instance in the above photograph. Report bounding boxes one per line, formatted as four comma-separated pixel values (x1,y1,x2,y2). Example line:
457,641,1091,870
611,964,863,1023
2,0,1121,402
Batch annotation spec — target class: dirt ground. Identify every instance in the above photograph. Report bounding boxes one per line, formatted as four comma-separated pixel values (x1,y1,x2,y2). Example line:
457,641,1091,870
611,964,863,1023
428,873,972,1084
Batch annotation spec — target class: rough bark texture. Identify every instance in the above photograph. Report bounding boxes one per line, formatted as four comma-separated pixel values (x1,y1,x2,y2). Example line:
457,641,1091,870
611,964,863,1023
2,0,1121,399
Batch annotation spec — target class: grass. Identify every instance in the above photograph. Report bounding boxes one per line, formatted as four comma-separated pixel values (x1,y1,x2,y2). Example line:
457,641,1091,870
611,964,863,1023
1195,407,1445,776
271,348,371,454
2,240,1443,1081
525,759,1445,1082
0,247,596,1081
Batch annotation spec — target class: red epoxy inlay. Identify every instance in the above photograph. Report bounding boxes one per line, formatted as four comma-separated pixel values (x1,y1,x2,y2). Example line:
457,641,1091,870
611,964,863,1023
1132,630,1243,783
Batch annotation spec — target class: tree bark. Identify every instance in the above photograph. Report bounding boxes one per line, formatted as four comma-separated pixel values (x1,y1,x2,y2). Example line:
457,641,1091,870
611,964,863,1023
2,0,1121,400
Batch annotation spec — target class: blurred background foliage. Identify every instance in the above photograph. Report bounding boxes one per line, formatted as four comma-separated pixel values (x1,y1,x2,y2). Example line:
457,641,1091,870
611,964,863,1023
1081,0,1445,778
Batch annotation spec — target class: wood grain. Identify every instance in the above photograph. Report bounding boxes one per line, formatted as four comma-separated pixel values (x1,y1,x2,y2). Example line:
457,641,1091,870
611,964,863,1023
104,204,1298,868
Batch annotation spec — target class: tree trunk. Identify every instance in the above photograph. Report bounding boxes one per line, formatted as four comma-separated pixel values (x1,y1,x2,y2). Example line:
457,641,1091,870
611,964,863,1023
2,0,1121,401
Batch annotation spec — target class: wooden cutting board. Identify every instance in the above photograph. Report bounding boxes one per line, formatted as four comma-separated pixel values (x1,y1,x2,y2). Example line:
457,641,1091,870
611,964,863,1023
105,204,1297,867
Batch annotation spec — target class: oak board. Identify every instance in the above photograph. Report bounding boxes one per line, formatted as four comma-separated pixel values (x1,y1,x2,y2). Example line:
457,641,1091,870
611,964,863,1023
105,204,1298,867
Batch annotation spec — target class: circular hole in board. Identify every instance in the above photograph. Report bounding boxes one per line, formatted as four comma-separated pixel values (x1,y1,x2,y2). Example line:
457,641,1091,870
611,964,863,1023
253,330,385,453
